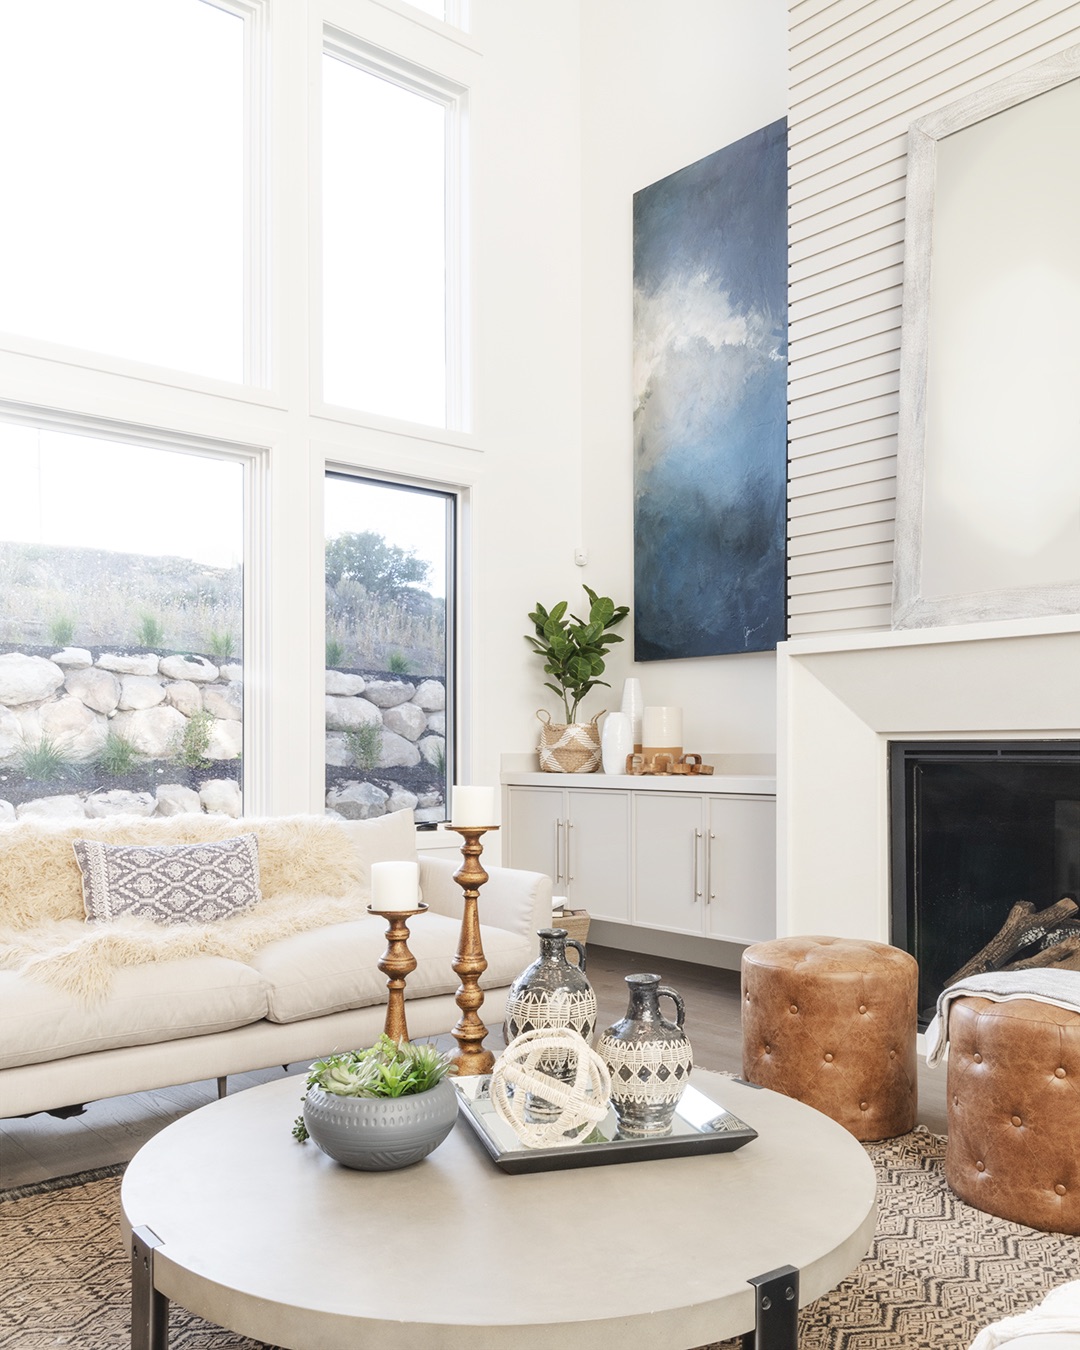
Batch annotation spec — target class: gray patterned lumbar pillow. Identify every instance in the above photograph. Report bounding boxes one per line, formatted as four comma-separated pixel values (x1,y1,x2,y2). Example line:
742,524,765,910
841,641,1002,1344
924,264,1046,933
73,834,262,925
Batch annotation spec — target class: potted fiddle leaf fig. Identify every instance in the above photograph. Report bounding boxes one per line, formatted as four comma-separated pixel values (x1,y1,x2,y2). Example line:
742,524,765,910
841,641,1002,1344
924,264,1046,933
293,1036,457,1170
527,585,629,773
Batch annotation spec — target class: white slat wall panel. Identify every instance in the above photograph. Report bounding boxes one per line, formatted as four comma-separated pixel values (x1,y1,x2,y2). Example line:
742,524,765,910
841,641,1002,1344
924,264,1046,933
786,0,1080,636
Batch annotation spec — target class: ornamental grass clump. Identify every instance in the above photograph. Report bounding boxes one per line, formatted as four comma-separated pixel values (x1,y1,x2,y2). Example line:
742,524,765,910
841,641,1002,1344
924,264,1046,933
292,1036,454,1142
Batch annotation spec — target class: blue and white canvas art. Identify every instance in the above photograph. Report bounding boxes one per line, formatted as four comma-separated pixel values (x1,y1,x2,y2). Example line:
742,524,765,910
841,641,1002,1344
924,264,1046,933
633,119,788,661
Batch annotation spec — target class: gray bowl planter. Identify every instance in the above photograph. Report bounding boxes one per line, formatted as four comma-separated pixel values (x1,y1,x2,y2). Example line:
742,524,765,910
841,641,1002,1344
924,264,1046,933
302,1077,458,1171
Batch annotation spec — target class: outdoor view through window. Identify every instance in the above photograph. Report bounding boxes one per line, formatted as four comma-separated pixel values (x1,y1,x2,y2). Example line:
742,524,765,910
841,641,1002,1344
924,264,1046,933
325,475,452,824
0,427,244,821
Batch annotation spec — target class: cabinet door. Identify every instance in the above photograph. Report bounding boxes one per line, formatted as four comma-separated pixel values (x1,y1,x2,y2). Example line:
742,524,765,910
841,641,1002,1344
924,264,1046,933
705,795,776,943
505,787,566,891
633,794,705,935
566,790,630,921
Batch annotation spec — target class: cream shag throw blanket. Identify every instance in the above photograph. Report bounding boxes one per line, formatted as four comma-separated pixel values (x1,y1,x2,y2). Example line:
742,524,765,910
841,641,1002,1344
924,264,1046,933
0,814,370,1003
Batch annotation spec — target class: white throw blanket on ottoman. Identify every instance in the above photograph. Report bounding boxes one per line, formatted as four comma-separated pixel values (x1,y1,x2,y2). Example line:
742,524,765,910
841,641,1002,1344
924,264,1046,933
970,1280,1080,1349
924,969,1080,1067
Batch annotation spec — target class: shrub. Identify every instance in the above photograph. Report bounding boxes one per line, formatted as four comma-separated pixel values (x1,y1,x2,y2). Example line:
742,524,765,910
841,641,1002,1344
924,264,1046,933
206,630,235,661
171,709,215,768
387,651,411,674
137,613,165,647
344,722,382,770
48,614,76,646
18,736,74,781
97,731,140,776
325,638,345,668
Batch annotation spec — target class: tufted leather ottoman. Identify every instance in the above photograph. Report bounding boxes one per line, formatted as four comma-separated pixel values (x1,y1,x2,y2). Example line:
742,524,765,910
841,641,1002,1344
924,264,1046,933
741,936,918,1141
945,996,1080,1233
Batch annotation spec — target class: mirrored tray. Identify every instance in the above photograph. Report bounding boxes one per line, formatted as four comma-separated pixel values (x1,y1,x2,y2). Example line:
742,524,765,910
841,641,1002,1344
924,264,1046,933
453,1077,758,1174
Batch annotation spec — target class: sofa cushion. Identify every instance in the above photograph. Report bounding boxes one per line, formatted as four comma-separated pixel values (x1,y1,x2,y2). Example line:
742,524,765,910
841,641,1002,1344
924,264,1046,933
73,834,262,925
248,912,533,1025
0,957,269,1070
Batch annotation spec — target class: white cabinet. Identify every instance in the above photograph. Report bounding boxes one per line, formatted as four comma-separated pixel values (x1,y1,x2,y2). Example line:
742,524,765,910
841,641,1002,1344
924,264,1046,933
503,771,776,945
505,786,631,922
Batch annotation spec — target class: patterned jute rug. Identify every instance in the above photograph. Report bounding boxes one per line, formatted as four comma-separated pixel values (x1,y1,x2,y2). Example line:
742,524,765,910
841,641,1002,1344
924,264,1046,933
1,1131,1078,1349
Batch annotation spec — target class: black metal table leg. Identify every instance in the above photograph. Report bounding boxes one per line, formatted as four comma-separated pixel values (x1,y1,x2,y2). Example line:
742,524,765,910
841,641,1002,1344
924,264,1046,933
740,1264,799,1350
131,1225,169,1350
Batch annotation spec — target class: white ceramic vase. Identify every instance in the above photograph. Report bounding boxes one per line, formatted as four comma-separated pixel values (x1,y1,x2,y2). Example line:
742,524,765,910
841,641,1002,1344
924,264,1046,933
620,678,643,752
601,711,633,774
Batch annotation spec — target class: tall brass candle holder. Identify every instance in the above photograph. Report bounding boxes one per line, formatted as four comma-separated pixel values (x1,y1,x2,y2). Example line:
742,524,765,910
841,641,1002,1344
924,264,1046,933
367,902,428,1045
446,825,497,1076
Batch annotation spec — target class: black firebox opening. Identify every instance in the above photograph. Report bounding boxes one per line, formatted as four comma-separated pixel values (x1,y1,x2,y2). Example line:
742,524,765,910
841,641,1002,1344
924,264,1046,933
889,740,1080,1028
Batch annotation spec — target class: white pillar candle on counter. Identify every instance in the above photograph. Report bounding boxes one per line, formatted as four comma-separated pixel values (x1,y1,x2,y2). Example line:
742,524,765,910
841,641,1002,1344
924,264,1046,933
451,785,496,827
370,860,420,911
642,705,682,750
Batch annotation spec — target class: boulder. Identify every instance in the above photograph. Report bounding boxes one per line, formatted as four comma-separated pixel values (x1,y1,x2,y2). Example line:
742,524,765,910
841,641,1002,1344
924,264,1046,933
0,800,14,822
325,734,352,767
362,679,415,709
414,806,446,825
382,703,427,742
85,790,156,819
325,695,382,733
64,667,121,715
418,735,446,768
118,675,167,711
425,711,446,736
0,709,23,766
412,680,446,712
202,684,242,721
50,647,93,669
155,784,204,816
199,779,242,817
386,788,419,814
0,653,65,707
218,664,244,682
164,680,203,717
416,790,444,808
325,781,388,820
377,730,421,769
111,705,188,759
206,718,242,760
39,699,108,761
16,795,87,819
97,652,160,676
159,655,219,682
325,670,366,696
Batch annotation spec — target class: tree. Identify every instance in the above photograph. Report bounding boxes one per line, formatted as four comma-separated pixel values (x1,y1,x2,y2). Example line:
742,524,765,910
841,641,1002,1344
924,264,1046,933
325,532,431,602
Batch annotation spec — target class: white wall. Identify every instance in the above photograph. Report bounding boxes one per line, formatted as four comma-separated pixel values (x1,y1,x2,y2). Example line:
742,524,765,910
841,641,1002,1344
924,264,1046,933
576,0,788,759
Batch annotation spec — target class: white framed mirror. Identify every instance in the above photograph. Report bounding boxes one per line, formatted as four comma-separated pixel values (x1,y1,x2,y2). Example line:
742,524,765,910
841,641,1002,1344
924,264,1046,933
893,45,1080,629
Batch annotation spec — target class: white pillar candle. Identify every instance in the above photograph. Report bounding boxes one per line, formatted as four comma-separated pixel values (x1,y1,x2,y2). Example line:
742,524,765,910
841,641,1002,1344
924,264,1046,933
451,785,496,827
371,860,420,911
642,705,683,748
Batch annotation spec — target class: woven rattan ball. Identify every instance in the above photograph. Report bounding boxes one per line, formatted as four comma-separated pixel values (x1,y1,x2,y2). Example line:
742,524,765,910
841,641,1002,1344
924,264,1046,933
490,1027,612,1148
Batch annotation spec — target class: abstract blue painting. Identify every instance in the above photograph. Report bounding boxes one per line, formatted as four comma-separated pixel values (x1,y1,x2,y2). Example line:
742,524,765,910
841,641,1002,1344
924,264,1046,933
633,119,788,661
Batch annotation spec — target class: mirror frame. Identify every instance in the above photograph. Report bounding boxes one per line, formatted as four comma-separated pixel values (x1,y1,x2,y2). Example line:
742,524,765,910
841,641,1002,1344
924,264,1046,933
893,43,1080,630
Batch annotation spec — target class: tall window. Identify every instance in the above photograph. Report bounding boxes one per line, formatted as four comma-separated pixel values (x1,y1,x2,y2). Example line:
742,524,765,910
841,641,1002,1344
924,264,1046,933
324,474,453,824
0,425,245,820
322,46,460,427
0,0,247,382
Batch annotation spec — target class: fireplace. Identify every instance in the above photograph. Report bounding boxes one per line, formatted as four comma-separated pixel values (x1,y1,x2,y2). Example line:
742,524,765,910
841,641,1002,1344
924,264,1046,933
889,740,1080,1025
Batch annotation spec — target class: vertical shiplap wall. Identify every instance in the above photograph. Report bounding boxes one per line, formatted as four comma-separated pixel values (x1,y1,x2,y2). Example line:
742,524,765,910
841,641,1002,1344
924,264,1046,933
786,0,1080,637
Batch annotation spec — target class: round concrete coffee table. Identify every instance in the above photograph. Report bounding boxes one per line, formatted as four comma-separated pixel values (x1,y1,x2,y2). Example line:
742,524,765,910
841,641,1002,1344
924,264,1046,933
121,1070,877,1350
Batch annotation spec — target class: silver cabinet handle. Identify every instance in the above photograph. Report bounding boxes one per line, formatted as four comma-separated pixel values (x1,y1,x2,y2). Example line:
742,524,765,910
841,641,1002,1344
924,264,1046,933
706,829,716,904
693,828,703,900
567,820,575,883
554,819,564,884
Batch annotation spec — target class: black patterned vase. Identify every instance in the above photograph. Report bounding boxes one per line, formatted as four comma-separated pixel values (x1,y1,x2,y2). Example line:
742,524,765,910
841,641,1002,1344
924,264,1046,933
596,973,693,1136
503,927,598,1120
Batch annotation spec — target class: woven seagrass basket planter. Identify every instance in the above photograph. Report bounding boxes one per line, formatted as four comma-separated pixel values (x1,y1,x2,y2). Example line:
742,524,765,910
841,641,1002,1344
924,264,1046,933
536,711,602,773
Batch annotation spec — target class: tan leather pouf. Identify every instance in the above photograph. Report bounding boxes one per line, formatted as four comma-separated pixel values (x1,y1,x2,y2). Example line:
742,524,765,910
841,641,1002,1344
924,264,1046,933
741,935,918,1141
945,995,1080,1234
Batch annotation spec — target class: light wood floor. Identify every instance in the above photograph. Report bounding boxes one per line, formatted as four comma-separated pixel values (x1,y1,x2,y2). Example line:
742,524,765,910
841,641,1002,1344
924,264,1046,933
0,946,948,1189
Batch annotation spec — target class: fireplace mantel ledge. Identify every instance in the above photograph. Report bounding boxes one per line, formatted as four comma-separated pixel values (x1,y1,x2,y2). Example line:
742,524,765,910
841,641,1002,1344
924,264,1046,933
780,612,1080,657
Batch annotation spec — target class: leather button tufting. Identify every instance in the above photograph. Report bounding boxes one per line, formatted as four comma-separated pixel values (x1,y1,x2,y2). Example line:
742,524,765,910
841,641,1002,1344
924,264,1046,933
859,1005,867,1014
1056,1067,1067,1078
859,1101,868,1110
1011,1116,1022,1127
789,1004,798,1014
824,1053,833,1062
889,1049,896,1058
764,1045,771,1054
973,1052,983,1063
976,1161,985,1171
1057,1184,1068,1196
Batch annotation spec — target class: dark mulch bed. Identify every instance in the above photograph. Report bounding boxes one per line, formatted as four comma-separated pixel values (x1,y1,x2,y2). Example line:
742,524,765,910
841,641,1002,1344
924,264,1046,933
0,760,241,809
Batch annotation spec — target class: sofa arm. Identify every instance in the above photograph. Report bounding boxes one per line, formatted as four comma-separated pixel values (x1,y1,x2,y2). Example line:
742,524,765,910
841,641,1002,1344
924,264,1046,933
419,856,551,952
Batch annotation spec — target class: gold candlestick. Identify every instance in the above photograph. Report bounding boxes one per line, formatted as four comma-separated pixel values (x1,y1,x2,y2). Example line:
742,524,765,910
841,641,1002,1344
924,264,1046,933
367,902,428,1045
447,825,497,1076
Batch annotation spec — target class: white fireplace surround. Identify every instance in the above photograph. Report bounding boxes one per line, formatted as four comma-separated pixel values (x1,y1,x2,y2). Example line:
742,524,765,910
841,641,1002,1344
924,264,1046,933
777,616,1080,943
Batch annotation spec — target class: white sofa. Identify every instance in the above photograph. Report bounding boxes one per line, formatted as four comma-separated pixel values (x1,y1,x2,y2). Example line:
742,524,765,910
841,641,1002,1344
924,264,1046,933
0,810,551,1119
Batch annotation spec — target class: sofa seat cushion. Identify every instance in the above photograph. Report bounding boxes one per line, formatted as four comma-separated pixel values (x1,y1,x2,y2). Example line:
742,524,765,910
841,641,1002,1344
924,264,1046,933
0,957,269,1070
249,913,533,1025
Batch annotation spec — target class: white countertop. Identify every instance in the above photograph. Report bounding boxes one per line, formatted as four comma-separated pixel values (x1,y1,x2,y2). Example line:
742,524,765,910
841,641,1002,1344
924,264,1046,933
501,752,776,796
